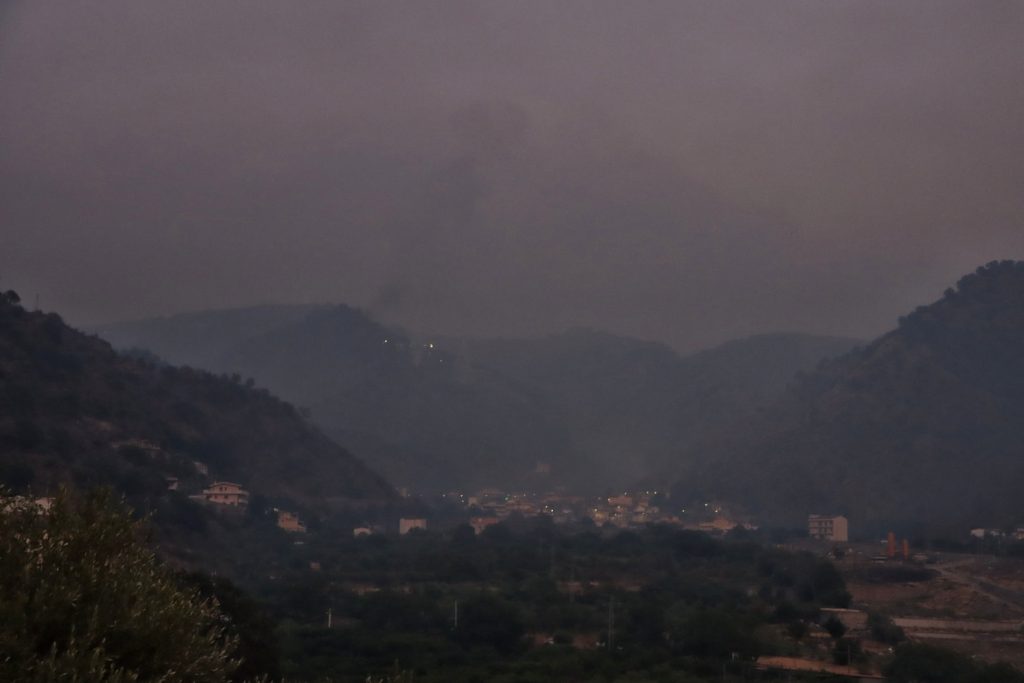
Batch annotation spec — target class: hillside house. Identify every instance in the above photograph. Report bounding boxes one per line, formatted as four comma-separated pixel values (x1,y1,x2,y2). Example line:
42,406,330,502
201,482,249,507
399,517,427,535
277,510,306,533
697,516,739,534
808,514,848,542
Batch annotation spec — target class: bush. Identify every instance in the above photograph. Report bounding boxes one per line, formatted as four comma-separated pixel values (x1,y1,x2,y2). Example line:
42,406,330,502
868,612,905,645
823,615,847,640
831,637,863,665
667,606,759,659
0,489,238,682
455,594,526,654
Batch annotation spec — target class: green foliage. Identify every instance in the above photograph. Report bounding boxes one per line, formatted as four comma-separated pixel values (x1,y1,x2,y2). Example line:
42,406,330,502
803,560,851,607
822,615,847,640
831,637,863,666
0,489,238,682
257,525,858,681
178,573,282,682
785,620,808,640
665,606,759,659
455,594,526,654
867,612,905,645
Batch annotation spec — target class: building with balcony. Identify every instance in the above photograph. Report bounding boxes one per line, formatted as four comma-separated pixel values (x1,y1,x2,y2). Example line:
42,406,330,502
808,514,848,542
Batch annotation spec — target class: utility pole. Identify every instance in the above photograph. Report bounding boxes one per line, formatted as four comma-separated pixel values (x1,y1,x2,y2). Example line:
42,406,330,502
453,600,458,629
327,607,332,629
607,596,615,651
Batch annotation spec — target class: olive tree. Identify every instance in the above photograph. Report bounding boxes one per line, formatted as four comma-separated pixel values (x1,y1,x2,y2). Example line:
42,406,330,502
0,489,238,682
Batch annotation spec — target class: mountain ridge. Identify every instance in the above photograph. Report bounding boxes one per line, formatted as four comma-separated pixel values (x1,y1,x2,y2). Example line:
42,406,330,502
93,304,859,492
684,260,1024,532
0,293,395,512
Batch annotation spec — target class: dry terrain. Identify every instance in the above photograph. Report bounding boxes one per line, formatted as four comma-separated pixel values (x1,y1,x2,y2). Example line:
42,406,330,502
837,547,1024,667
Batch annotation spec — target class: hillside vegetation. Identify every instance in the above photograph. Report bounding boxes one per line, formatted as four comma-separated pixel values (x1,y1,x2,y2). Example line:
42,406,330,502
455,329,858,486
687,260,1024,531
0,292,394,511
97,306,856,492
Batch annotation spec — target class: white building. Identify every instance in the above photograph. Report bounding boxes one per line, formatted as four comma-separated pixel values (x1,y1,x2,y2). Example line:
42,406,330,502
201,482,249,507
808,514,848,542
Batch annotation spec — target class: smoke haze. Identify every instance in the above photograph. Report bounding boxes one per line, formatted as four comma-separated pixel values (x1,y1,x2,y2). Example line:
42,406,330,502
2,1,1023,350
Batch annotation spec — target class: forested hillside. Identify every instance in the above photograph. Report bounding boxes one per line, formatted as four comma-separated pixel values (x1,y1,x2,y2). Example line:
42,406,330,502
455,329,859,484
94,305,325,369
96,305,856,492
685,261,1024,531
0,292,394,510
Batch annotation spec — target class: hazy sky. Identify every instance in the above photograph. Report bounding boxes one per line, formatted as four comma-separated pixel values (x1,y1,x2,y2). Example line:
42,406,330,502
2,1,1022,351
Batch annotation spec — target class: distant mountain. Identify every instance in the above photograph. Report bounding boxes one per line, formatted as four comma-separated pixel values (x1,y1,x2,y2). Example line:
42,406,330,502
455,329,859,486
0,294,394,512
686,260,1024,532
93,304,856,492
92,305,325,369
218,306,573,491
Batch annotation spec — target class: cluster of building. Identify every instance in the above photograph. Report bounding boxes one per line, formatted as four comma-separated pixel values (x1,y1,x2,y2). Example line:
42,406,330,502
970,526,1024,541
440,488,759,534
188,480,310,534
190,479,433,538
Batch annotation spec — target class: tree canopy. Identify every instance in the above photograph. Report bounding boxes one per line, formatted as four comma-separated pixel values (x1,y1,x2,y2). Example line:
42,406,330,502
0,489,238,682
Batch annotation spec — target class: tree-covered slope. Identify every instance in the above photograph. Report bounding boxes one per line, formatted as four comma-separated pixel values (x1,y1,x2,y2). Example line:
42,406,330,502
94,301,856,492
217,306,573,491
0,292,394,507
457,329,859,483
92,304,325,370
688,261,1024,531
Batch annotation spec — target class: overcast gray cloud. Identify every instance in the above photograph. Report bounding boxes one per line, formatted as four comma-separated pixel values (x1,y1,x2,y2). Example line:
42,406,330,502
2,1,1023,351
